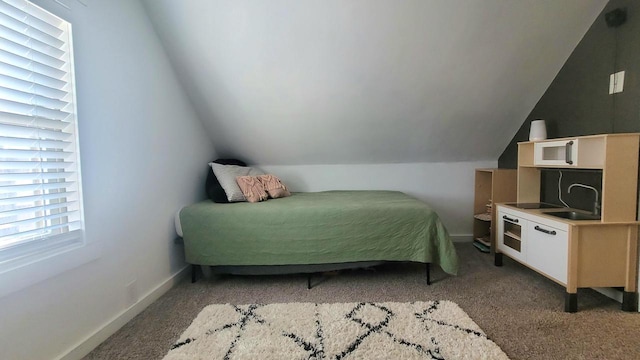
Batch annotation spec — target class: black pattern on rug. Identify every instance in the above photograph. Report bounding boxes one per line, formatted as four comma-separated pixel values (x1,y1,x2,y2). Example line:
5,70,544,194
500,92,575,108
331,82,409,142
282,304,327,359
216,304,265,360
415,300,487,339
165,301,509,360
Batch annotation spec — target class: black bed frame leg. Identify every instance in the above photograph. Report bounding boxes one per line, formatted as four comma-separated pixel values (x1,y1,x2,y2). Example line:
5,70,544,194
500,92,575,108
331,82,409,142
191,264,197,283
426,263,431,285
307,274,312,290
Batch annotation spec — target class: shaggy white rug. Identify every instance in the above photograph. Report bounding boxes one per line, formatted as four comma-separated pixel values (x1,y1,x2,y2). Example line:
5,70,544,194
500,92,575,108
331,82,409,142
164,301,509,360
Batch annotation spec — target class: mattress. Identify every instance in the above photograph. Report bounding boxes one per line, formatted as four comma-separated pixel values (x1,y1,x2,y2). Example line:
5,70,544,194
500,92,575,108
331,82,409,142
175,208,184,238
178,190,458,275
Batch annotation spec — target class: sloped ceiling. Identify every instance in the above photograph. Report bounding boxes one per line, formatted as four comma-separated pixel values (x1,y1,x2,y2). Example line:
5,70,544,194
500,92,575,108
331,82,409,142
142,0,606,165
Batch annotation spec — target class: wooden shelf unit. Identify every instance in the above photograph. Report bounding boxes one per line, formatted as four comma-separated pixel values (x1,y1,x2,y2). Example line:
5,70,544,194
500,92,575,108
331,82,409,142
473,168,517,251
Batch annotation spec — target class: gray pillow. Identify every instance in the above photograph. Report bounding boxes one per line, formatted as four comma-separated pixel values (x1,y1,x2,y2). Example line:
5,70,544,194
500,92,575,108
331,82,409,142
209,163,264,202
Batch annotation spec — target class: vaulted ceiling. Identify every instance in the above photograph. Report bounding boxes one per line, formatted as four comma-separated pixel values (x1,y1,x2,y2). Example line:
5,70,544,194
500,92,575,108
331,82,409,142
142,0,607,165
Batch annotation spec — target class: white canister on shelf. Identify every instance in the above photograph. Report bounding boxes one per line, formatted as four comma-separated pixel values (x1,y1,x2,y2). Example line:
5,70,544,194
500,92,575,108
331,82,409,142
529,119,547,141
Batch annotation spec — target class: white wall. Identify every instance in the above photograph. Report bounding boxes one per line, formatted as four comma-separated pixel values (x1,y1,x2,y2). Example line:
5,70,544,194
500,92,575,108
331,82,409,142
261,161,497,238
143,0,606,166
0,1,214,359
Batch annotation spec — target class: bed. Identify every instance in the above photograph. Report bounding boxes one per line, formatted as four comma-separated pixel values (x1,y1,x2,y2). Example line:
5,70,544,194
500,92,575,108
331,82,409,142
177,190,458,284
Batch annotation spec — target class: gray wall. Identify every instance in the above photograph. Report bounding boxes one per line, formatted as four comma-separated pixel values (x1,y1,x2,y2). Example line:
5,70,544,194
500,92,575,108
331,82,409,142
498,0,639,211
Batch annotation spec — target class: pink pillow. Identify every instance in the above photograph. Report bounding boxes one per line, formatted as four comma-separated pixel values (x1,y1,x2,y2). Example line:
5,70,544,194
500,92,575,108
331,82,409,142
258,174,291,199
235,176,268,203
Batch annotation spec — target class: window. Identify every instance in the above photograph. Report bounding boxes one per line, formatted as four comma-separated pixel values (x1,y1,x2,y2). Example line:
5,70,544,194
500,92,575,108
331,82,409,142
0,0,85,275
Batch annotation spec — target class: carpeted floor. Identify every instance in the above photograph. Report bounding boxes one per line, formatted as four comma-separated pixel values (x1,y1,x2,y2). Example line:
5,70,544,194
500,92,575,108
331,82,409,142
84,243,640,360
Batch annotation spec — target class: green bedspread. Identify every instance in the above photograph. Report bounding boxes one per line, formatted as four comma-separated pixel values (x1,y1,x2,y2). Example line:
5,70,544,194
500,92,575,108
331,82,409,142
180,191,458,275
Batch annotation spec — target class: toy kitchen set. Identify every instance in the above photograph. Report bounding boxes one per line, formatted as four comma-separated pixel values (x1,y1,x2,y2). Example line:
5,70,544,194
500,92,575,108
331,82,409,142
494,133,640,312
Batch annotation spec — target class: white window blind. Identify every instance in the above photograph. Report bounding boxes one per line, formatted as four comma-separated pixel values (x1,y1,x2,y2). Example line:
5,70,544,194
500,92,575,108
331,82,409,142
0,0,83,264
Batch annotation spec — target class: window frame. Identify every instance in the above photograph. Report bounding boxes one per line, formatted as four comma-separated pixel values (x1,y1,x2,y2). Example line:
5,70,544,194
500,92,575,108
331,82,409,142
0,0,97,298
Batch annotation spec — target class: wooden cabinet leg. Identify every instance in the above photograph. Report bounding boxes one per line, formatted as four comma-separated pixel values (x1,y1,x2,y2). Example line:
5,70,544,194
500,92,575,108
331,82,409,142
494,252,503,267
565,292,577,313
622,292,638,312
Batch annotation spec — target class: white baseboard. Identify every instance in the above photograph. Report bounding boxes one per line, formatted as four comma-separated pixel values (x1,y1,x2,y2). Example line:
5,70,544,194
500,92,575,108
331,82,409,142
593,287,623,304
57,265,190,360
450,234,473,242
